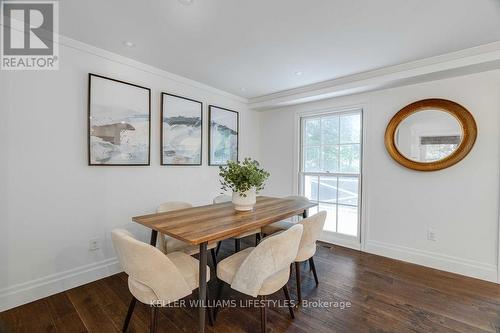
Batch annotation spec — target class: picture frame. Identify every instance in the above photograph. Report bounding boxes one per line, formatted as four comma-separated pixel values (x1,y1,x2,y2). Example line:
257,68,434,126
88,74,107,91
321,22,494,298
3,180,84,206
88,73,151,166
208,105,239,166
161,93,203,166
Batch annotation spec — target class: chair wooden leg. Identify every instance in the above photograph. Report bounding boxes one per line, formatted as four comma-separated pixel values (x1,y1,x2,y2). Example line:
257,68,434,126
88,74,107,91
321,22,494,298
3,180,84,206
150,305,158,333
309,257,319,285
282,285,295,319
235,239,241,252
255,233,261,245
260,295,267,333
210,248,217,273
215,241,222,256
122,297,136,332
295,262,302,304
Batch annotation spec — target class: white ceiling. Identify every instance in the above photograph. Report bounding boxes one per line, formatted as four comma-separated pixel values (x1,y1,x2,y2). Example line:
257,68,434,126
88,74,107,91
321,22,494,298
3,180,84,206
60,0,500,99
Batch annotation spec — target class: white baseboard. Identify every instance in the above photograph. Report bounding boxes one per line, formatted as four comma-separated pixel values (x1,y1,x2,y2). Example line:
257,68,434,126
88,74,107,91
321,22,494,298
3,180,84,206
1,241,496,312
0,258,122,312
365,240,498,283
319,233,362,251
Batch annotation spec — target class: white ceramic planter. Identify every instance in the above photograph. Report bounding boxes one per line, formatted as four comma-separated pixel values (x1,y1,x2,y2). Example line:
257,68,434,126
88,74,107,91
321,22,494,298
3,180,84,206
232,189,256,211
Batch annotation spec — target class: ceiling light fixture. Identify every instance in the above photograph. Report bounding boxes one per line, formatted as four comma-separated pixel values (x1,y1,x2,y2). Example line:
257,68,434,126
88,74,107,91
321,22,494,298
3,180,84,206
178,0,194,5
123,41,135,48
294,71,303,76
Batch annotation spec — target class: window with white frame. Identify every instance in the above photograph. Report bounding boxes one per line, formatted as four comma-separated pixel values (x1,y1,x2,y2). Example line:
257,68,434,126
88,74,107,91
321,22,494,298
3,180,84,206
299,110,362,238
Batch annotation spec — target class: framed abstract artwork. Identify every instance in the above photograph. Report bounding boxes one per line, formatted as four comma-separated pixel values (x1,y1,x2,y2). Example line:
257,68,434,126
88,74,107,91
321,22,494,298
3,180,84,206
88,73,151,166
161,93,203,165
208,105,239,166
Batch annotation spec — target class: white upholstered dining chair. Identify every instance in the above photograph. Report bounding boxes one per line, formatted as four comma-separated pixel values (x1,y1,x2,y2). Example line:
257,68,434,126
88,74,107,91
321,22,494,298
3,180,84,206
214,224,304,333
111,229,212,333
261,195,311,235
261,211,327,303
212,195,262,254
212,195,232,204
156,201,218,268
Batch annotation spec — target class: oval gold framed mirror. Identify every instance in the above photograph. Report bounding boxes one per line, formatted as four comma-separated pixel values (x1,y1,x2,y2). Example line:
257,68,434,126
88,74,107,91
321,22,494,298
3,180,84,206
385,99,477,171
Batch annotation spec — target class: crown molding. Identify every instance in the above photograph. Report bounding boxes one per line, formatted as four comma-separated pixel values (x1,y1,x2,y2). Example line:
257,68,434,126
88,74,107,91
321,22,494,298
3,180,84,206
4,14,248,104
58,35,249,104
249,41,500,111
27,29,500,111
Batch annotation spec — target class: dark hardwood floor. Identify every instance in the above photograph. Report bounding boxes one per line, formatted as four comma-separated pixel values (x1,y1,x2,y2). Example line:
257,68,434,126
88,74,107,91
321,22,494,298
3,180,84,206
2,240,500,333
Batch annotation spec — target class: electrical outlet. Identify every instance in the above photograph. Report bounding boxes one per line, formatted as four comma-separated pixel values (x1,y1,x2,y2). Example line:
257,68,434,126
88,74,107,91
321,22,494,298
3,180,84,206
427,229,437,242
89,238,100,251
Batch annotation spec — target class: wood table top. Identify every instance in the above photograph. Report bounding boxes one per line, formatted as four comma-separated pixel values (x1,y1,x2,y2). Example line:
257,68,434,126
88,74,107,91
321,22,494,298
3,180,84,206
132,196,317,245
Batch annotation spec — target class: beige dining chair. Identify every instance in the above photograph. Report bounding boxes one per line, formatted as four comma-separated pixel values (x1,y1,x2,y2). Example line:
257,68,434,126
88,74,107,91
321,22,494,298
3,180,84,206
111,229,212,333
212,195,262,254
261,195,311,235
214,224,304,333
261,211,326,303
156,201,218,268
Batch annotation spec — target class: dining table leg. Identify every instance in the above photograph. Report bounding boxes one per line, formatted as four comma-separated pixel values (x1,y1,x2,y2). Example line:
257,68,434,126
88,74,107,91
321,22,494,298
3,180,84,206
198,241,208,333
150,230,158,246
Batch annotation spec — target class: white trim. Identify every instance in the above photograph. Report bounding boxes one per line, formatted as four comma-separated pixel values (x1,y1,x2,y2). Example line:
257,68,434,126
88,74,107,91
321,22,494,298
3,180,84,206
497,86,500,283
292,103,366,195
0,258,121,311
2,18,246,103
292,111,300,195
58,35,248,104
320,234,361,251
296,104,365,118
497,215,500,283
249,41,500,110
295,105,364,245
365,240,498,283
359,104,369,252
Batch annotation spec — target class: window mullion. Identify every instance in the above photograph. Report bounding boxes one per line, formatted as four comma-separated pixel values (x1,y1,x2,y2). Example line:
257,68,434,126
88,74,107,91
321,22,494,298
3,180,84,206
337,115,341,173
335,175,339,232
300,172,359,178
319,117,323,172
316,175,320,204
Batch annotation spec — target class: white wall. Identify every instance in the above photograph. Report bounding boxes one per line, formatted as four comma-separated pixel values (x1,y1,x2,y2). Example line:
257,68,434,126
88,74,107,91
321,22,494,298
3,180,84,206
2,36,499,313
0,38,260,311
259,70,500,282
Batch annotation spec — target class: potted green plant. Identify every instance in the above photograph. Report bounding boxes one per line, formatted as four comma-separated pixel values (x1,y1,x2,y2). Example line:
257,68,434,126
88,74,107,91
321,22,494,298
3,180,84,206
219,158,270,211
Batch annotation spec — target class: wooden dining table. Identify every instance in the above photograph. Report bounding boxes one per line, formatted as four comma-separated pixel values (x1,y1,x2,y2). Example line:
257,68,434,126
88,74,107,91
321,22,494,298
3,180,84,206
132,196,317,333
